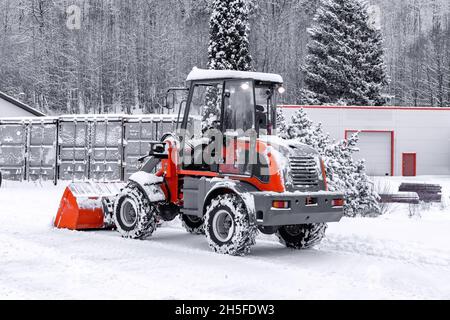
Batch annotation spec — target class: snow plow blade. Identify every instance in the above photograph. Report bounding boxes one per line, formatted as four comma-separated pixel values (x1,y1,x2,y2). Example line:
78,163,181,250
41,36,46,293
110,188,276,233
54,182,125,230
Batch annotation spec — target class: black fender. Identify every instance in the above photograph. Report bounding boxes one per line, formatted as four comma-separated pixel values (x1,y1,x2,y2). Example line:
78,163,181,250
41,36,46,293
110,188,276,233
128,171,166,204
202,179,259,218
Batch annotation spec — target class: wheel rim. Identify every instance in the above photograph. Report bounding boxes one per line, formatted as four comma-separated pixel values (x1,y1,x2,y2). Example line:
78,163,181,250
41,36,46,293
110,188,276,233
120,199,138,228
212,210,235,242
284,225,302,237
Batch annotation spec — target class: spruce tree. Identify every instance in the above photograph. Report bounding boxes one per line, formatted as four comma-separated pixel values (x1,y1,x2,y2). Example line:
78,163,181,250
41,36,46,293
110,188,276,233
302,0,388,106
311,123,332,153
208,0,252,71
353,160,381,216
276,108,289,138
286,109,314,144
204,0,253,124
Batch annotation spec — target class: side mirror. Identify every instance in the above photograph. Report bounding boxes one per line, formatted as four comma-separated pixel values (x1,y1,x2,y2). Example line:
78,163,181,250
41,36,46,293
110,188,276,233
164,88,189,112
165,92,175,110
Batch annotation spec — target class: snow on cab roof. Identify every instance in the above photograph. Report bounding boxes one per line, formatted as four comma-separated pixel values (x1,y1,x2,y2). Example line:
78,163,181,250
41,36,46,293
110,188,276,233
186,67,283,84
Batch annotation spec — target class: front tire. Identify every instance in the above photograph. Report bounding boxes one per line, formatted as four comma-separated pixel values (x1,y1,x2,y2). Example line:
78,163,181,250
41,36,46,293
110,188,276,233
205,194,257,256
277,223,327,249
181,214,205,235
114,183,157,240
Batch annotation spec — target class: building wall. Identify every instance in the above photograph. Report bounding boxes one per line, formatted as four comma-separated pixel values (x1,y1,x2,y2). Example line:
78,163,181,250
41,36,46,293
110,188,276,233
281,106,450,176
0,98,40,117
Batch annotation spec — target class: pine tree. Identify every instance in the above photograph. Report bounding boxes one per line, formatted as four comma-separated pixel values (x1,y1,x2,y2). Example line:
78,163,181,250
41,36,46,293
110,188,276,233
208,0,252,71
302,0,388,106
353,160,381,216
311,122,332,153
203,0,253,124
286,109,314,144
285,109,333,153
276,108,289,138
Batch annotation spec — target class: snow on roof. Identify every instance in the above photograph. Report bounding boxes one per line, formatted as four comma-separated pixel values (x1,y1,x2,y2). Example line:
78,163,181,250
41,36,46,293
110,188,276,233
58,113,178,122
0,114,179,125
186,67,283,84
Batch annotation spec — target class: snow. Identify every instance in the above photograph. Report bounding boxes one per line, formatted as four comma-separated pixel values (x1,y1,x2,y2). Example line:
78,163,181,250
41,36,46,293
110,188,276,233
129,171,163,186
129,172,166,202
77,198,103,210
1,177,450,299
186,68,284,84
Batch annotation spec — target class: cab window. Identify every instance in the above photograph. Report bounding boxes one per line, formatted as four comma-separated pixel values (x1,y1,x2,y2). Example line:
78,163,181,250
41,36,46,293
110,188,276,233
223,80,255,134
187,82,223,139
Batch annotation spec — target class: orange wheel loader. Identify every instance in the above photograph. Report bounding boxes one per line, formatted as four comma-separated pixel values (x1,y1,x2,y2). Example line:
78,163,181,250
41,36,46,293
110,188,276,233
54,68,344,256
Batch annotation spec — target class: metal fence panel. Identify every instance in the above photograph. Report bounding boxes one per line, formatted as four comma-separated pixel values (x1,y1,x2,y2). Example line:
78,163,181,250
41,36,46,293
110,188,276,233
90,120,123,181
0,124,27,181
157,119,177,139
28,122,57,181
0,114,180,183
58,120,90,181
123,121,158,180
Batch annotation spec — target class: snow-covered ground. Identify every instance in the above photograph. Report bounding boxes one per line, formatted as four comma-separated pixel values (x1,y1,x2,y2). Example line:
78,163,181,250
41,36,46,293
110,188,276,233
1,177,449,300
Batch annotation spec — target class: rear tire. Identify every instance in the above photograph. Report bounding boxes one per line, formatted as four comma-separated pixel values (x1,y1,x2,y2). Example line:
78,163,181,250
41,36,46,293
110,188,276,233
113,183,157,240
181,214,205,235
277,223,327,249
204,194,257,256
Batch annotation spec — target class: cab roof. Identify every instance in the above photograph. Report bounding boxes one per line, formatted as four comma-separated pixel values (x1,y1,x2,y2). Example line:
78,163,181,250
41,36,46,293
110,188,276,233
186,67,283,84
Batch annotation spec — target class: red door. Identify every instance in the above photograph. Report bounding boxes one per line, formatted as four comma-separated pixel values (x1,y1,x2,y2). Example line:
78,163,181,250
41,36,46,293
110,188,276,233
402,153,416,177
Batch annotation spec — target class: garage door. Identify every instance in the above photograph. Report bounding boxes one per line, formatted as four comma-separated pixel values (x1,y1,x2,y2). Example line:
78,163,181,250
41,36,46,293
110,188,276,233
348,131,392,176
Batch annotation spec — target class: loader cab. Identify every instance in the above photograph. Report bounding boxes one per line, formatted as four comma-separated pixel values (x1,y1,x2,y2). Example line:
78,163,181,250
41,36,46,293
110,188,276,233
177,68,284,173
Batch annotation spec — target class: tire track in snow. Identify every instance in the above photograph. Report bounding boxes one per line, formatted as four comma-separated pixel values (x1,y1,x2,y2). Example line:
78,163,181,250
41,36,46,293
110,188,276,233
161,223,450,268
318,234,450,268
1,225,445,299
0,232,243,299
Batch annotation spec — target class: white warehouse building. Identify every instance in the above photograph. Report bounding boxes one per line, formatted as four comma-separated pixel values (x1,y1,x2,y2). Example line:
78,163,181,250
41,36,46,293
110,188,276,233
0,91,45,118
281,106,450,177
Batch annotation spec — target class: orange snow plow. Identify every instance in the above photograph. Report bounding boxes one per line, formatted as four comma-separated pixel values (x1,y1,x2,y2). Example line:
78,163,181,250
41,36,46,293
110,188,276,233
54,182,124,230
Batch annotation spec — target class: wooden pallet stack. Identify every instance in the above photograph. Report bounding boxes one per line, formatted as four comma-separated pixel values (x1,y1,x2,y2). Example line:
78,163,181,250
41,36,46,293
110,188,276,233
398,183,442,203
379,192,420,204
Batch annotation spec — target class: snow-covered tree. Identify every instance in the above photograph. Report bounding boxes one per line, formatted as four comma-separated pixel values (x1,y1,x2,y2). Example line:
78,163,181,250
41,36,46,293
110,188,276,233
311,122,332,153
286,108,314,144
352,159,381,216
276,108,288,138
286,109,332,153
208,0,253,71
284,108,380,216
203,0,253,123
302,0,388,106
